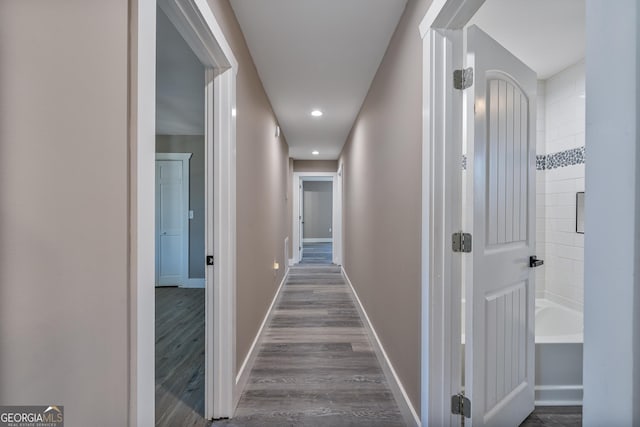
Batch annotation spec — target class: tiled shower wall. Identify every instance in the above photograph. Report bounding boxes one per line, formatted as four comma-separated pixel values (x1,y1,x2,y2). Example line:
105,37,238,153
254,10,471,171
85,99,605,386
536,60,585,311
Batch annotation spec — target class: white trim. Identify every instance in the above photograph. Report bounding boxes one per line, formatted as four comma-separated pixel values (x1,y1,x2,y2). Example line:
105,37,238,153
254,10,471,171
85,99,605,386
291,172,342,265
335,163,343,266
155,153,193,161
234,267,290,408
419,0,484,38
210,67,237,419
182,278,206,288
342,267,421,427
420,2,484,425
331,174,342,265
155,153,192,288
128,2,156,425
535,385,583,406
301,176,333,182
159,0,238,73
131,0,237,423
302,238,333,243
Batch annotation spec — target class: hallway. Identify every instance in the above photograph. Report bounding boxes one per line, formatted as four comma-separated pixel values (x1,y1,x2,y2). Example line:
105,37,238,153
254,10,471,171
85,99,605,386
214,265,404,426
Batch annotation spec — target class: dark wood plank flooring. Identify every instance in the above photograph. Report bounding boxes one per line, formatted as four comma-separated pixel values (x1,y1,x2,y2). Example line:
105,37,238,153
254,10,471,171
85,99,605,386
213,264,404,426
156,287,207,427
301,242,333,264
154,277,582,427
521,406,582,426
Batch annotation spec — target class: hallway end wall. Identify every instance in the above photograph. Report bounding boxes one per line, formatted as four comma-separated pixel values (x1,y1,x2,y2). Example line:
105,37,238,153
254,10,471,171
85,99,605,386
339,0,430,415
293,160,338,173
206,0,290,374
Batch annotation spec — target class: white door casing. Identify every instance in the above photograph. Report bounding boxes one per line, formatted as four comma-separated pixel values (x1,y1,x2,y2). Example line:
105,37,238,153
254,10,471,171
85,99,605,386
300,181,305,249
465,25,537,427
155,153,192,286
291,172,342,265
130,0,238,423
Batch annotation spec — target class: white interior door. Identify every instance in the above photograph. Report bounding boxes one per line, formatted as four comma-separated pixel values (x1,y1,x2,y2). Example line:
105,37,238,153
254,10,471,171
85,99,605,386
299,180,304,261
465,25,537,427
156,160,185,286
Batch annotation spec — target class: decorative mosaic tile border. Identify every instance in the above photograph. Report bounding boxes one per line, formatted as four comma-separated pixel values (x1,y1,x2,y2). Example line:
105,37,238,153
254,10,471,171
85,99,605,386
463,146,585,171
537,146,585,171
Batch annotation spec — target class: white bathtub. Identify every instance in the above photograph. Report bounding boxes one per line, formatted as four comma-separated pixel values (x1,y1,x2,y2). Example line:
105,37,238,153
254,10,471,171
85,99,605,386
534,299,583,405
461,298,583,405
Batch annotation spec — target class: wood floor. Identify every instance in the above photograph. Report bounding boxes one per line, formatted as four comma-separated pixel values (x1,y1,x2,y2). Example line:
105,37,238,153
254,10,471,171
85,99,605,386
520,406,582,426
300,242,332,264
156,287,208,427
213,264,405,426
154,276,582,427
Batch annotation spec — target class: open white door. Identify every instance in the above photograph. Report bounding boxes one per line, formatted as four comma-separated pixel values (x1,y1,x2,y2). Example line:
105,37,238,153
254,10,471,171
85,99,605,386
156,158,188,286
464,25,538,427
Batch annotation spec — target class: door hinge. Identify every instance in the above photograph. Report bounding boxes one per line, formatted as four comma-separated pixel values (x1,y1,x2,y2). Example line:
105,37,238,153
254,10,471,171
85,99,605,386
206,255,214,266
452,232,472,253
454,67,474,90
451,393,471,418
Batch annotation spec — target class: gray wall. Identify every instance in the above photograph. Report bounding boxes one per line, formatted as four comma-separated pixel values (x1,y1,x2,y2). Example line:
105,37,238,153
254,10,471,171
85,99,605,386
156,135,206,279
156,7,205,135
206,0,290,373
293,159,338,172
0,1,129,425
303,181,333,239
339,0,431,414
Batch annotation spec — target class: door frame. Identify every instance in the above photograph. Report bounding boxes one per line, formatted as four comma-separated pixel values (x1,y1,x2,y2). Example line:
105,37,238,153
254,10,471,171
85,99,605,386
292,171,342,265
418,0,486,425
155,152,193,287
129,0,238,423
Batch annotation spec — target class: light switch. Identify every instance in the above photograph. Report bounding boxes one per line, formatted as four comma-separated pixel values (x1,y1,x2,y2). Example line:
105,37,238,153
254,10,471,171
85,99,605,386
189,210,194,220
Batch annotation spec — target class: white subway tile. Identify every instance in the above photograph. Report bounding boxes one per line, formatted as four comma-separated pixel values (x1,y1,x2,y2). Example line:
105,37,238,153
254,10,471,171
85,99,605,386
547,205,575,219
546,179,575,193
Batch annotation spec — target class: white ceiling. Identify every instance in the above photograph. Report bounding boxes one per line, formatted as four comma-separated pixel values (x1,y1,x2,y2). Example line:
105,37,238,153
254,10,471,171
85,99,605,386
156,7,205,135
469,0,585,79
230,0,407,160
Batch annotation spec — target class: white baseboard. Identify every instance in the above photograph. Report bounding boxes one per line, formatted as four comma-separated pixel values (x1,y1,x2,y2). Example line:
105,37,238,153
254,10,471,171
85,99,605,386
180,278,205,288
341,267,421,427
234,267,290,409
535,385,583,406
288,258,295,267
302,238,332,243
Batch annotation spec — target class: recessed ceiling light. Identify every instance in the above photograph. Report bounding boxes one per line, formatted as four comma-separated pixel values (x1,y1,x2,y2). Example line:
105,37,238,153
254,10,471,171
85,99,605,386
311,110,323,117
312,150,320,156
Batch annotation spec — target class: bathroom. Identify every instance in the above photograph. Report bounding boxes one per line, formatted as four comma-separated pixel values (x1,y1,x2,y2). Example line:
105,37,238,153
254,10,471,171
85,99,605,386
463,0,586,407
533,58,585,405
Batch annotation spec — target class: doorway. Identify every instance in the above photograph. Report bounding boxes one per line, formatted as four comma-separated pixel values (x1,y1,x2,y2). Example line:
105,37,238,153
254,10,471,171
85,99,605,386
130,0,238,423
292,171,342,266
420,0,586,425
155,153,197,287
301,179,333,264
155,5,207,425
